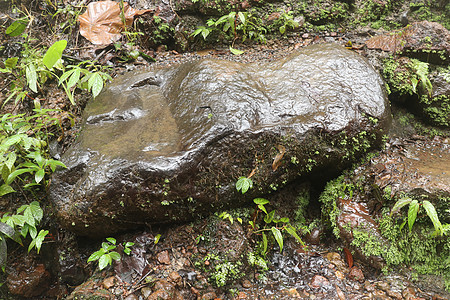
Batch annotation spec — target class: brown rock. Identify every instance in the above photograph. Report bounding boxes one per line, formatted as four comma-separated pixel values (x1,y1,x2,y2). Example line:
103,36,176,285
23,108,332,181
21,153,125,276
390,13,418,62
201,291,217,300
365,21,449,64
102,276,116,289
310,275,331,289
157,250,171,265
168,271,182,286
241,279,252,288
7,263,51,298
348,266,365,283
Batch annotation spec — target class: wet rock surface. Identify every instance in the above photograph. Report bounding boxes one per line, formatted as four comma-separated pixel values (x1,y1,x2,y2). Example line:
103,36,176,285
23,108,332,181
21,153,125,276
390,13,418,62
50,43,390,237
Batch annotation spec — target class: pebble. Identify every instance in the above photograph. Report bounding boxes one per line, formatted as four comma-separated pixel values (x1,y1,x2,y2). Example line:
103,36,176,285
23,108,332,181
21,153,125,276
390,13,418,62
310,275,331,289
169,271,182,287
241,279,252,288
156,250,171,265
124,293,138,300
200,291,217,299
102,276,115,289
348,266,364,283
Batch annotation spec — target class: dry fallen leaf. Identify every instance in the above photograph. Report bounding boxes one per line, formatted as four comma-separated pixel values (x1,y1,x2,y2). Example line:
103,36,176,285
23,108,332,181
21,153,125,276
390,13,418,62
343,247,353,269
272,145,286,171
78,0,151,45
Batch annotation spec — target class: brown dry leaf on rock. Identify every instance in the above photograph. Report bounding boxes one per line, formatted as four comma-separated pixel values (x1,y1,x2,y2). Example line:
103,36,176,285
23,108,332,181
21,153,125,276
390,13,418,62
78,0,151,45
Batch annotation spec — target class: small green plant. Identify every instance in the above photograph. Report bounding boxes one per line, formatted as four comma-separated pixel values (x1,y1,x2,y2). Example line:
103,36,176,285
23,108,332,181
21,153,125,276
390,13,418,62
0,201,49,270
192,10,267,52
250,198,305,255
0,110,66,196
391,198,444,236
234,177,305,255
235,176,253,194
87,238,135,270
87,237,121,270
272,10,299,34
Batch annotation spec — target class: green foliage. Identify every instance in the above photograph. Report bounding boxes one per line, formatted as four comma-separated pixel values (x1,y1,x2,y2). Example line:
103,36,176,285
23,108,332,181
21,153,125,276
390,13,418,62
192,10,267,48
88,238,135,270
0,34,112,106
0,110,66,196
235,176,252,194
272,10,299,34
319,175,354,238
391,198,444,236
87,237,121,271
250,198,304,255
5,17,29,37
0,201,49,269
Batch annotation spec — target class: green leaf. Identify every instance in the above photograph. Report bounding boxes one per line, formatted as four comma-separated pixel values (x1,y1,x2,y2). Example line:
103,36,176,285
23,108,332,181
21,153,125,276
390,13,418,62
285,225,305,246
29,230,48,253
236,177,252,194
262,232,268,255
24,207,35,227
238,12,246,24
5,152,17,171
98,254,112,270
280,25,286,34
201,28,210,40
4,57,18,70
109,251,121,261
47,159,66,172
29,201,43,223
1,134,24,148
154,233,161,244
124,248,131,255
88,73,104,98
34,168,45,184
26,64,38,93
0,184,15,197
106,237,116,245
229,46,244,55
87,249,105,262
390,197,412,216
6,168,34,185
422,200,443,236
271,227,283,253
253,198,269,205
67,68,81,89
264,210,275,224
257,204,268,215
6,19,28,37
43,40,67,69
407,200,419,232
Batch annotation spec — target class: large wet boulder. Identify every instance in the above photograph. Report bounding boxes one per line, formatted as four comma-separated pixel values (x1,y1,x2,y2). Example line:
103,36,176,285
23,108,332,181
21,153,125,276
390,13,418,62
50,43,390,237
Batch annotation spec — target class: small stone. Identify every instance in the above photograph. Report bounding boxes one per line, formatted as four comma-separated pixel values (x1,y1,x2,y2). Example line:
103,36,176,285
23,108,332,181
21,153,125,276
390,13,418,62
348,266,364,283
364,281,375,292
310,275,330,289
168,271,182,286
287,288,301,298
386,289,403,300
302,33,309,38
102,276,116,289
201,291,217,300
124,293,138,300
236,292,248,299
241,279,252,288
156,250,171,265
402,287,417,300
372,289,390,299
141,287,152,298
335,271,345,280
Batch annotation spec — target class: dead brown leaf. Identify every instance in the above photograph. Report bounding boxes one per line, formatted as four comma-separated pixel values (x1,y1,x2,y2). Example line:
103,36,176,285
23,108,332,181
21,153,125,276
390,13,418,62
272,145,286,171
78,0,152,45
